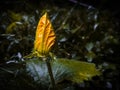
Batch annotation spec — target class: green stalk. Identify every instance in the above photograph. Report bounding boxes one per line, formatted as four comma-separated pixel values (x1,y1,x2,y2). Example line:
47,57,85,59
45,58,55,89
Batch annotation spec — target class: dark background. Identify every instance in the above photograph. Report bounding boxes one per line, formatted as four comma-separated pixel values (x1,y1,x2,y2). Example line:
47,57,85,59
0,0,120,17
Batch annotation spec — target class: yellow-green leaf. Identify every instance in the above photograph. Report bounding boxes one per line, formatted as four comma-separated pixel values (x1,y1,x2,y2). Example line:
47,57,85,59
34,12,56,57
26,58,100,86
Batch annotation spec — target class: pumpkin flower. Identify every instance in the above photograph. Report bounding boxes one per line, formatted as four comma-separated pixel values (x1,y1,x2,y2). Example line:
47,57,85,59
33,12,56,57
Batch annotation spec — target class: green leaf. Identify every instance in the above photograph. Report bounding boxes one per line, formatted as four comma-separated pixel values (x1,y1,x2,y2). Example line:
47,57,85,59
85,42,94,52
26,58,100,86
6,22,17,33
9,11,22,21
85,51,96,62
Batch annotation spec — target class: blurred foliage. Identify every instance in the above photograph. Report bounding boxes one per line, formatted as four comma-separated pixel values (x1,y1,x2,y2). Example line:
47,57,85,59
0,0,120,90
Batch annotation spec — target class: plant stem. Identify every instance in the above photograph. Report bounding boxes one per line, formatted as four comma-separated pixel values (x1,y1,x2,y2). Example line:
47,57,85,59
46,59,55,89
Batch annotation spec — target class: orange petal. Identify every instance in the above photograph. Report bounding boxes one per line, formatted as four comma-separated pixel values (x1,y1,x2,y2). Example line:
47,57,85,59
34,12,56,56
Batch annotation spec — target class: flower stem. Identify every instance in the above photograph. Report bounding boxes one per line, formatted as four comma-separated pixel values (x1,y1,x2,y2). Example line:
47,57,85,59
45,59,55,89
